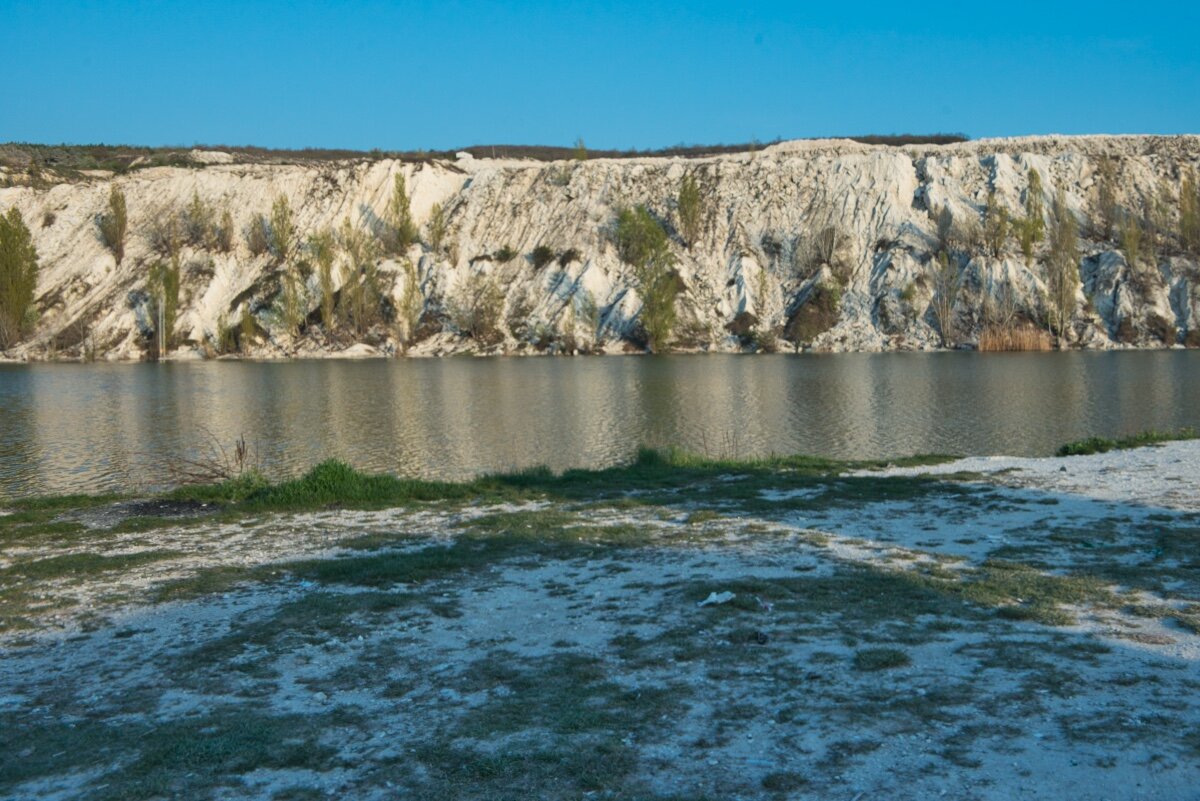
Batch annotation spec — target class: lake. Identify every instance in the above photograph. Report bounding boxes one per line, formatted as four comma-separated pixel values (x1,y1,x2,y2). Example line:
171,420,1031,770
1,351,1197,497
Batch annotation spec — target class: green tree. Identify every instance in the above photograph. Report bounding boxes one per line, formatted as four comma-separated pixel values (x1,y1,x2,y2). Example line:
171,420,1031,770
338,217,383,336
614,206,679,352
148,257,181,354
0,208,39,349
1145,180,1173,265
98,185,128,264
386,173,418,253
573,138,588,162
425,202,447,255
677,173,703,247
1094,156,1119,241
1046,190,1080,340
275,272,307,339
397,258,423,345
309,229,338,330
239,307,257,352
269,195,295,264
1181,169,1200,256
1119,212,1143,268
1013,168,1045,265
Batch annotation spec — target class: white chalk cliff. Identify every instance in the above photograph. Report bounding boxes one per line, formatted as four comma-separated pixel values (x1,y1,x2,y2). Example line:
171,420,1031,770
2,135,1199,360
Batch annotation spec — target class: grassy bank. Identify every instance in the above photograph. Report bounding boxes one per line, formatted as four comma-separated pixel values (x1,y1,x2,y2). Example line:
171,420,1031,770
1055,428,1197,456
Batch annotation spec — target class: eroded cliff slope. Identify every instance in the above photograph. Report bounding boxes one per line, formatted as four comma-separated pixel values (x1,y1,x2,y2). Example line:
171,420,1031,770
2,135,1199,360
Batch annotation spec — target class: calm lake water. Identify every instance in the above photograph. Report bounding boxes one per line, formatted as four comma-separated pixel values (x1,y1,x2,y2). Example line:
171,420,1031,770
1,351,1198,497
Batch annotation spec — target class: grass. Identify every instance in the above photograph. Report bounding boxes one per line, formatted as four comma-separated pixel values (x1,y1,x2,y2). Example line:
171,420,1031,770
853,647,911,671
0,549,182,582
0,705,346,801
5,446,957,537
1056,428,1197,457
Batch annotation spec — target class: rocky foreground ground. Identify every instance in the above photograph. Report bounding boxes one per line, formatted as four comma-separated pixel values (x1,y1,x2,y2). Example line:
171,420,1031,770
1,443,1198,800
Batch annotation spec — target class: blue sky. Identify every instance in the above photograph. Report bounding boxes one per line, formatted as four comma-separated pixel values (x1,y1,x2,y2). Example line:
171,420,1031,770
2,0,1198,149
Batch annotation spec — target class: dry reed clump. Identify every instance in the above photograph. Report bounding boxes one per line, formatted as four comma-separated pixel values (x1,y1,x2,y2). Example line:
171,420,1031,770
159,432,264,486
977,325,1053,352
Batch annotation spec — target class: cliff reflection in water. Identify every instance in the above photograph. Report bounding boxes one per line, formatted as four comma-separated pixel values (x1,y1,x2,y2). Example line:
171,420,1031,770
1,351,1198,496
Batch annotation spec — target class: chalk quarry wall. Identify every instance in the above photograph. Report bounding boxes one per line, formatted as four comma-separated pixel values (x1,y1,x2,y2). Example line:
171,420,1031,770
2,135,1199,360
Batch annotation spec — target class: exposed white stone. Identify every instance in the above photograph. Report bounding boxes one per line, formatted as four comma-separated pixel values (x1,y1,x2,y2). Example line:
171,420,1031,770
1,135,1198,360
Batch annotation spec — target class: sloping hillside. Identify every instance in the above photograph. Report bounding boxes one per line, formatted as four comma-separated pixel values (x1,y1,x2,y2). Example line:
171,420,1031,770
1,135,1199,360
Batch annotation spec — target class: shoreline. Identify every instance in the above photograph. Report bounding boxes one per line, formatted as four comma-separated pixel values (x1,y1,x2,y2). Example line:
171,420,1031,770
2,340,1196,365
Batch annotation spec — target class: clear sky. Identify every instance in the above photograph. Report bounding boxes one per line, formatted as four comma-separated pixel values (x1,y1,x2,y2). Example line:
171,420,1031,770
2,0,1198,150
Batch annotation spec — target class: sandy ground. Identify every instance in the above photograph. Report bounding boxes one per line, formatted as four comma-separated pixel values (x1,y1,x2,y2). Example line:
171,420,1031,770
1,445,1199,800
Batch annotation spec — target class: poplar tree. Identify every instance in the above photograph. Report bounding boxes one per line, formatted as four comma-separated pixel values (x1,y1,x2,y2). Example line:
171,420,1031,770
0,208,39,348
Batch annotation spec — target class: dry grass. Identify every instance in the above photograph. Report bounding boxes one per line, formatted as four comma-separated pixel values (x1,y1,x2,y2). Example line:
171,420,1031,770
155,432,265,487
977,325,1053,352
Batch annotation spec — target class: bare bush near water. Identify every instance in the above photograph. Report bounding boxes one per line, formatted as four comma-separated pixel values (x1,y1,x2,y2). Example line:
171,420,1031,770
158,432,263,487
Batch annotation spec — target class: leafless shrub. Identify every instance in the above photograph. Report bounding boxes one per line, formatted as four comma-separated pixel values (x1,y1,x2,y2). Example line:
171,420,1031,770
146,207,184,258
794,198,852,282
450,271,506,344
160,431,263,486
245,213,271,256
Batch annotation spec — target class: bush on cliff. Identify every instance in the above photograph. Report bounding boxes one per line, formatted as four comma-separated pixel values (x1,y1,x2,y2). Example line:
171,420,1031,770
0,208,40,349
784,283,840,346
97,185,128,264
614,206,679,352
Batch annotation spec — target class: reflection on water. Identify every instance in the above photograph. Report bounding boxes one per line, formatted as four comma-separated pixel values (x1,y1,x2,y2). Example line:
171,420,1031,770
1,351,1198,496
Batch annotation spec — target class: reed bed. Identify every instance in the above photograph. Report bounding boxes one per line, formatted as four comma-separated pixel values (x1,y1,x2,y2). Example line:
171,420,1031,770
977,325,1054,352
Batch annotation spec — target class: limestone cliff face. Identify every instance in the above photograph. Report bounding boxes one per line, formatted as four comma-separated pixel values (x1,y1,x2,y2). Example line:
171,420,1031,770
2,135,1199,360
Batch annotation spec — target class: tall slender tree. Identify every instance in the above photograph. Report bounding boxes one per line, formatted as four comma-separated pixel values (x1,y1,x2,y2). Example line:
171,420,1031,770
0,208,39,349
1046,190,1080,340
1014,168,1045,265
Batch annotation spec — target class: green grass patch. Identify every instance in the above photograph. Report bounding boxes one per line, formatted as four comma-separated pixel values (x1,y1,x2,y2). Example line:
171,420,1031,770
1056,429,1197,457
0,706,346,800
6,446,958,532
853,647,911,671
1,549,182,583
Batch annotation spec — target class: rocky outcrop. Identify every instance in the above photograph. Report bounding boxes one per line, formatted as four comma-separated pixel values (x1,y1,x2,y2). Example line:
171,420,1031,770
2,135,1199,360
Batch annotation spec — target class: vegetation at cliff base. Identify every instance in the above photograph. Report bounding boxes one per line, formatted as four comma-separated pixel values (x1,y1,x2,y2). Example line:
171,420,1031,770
614,206,679,352
0,208,39,349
